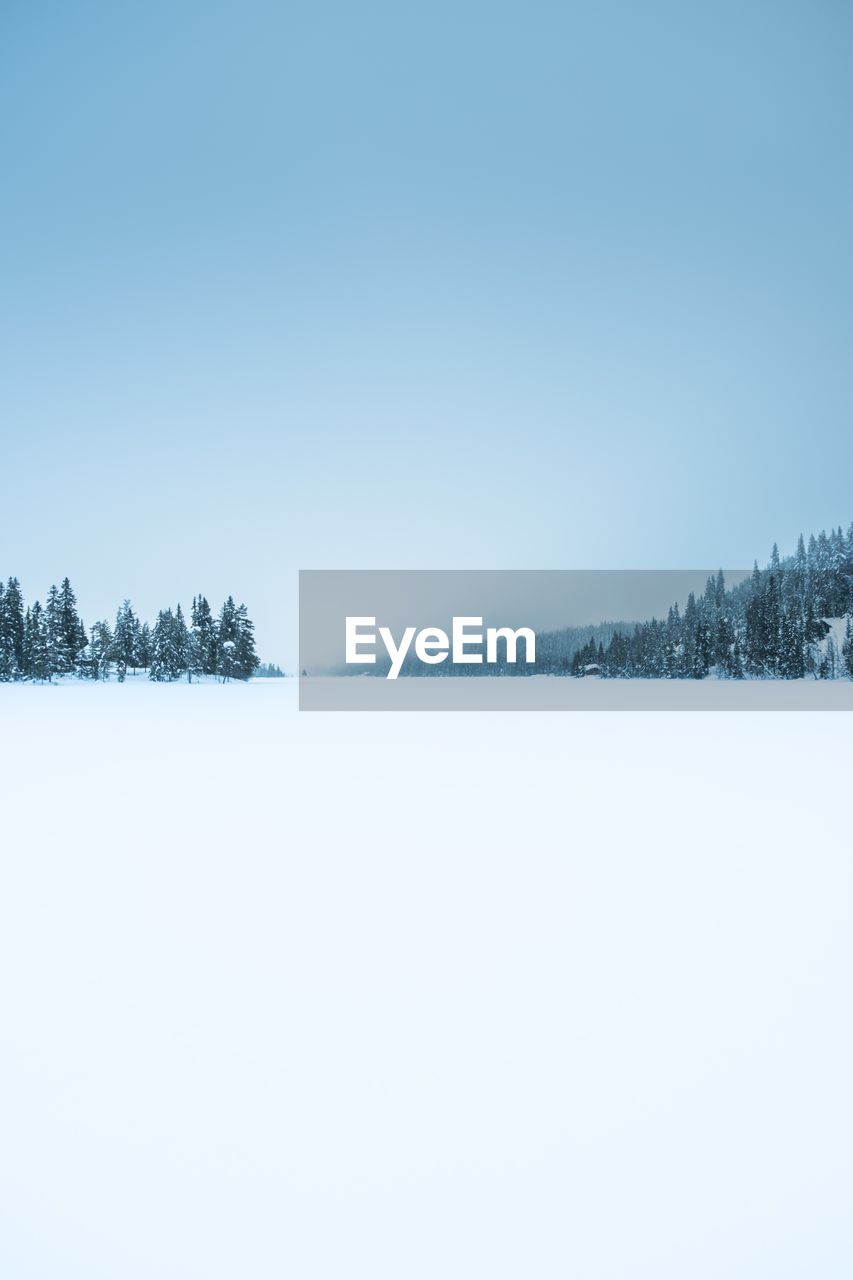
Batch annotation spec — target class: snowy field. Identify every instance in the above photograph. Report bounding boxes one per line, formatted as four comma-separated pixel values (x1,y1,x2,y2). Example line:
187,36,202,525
1,679,852,1279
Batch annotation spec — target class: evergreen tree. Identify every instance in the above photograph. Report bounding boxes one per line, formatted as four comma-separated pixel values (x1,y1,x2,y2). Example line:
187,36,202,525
58,578,86,674
843,618,853,679
138,622,152,670
763,574,782,674
190,595,217,676
0,578,26,678
234,602,260,680
89,621,114,680
44,585,68,680
216,596,240,681
779,602,805,678
174,603,190,679
149,609,184,681
26,601,50,681
112,600,140,682
0,581,10,680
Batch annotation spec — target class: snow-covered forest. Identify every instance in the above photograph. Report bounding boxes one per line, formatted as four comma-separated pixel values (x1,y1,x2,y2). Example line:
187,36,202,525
0,580,260,682
369,522,853,681
565,524,853,679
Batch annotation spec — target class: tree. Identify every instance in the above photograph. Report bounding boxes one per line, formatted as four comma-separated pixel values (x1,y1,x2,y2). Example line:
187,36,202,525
234,602,260,680
173,603,190,679
0,578,25,679
216,597,239,681
58,578,87,674
44,585,68,679
0,581,11,680
87,621,114,680
779,603,804,678
215,597,259,681
138,622,152,671
25,602,50,681
112,600,140,681
843,617,853,679
149,608,187,681
190,595,217,676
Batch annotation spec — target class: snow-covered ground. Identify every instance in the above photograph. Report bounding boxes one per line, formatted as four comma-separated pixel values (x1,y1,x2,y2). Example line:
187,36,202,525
1,681,852,1278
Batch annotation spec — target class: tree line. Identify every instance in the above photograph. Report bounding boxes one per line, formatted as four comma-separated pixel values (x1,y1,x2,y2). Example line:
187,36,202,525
0,578,260,682
566,524,853,679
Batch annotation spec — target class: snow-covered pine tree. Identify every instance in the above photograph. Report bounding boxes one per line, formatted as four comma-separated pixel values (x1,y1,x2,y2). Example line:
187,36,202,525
843,617,853,678
820,635,839,679
212,598,259,681
190,595,217,676
112,600,140,682
763,574,782,675
744,563,765,674
779,601,805,678
803,604,829,678
0,581,9,680
138,622,152,671
26,601,50,681
682,592,702,678
44,585,68,680
0,578,26,679
89,621,114,680
215,596,239,681
173,604,190,679
149,610,171,681
234,603,260,680
58,578,87,675
187,599,204,682
20,605,31,678
149,609,183,681
0,581,10,680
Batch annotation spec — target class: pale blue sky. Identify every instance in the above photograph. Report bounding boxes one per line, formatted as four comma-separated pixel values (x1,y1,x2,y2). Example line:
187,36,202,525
1,1,852,664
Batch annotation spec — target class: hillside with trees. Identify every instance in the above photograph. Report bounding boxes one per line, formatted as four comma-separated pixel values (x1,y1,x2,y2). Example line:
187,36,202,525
563,524,853,679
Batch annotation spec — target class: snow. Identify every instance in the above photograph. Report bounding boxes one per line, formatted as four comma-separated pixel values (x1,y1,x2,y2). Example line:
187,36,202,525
825,615,849,658
1,681,852,1278
301,672,853,710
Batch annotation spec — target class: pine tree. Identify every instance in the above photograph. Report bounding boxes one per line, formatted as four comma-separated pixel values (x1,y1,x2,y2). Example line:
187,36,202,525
174,603,190,679
44,585,67,680
89,621,114,680
843,618,853,678
149,609,184,681
138,622,152,670
216,596,240,681
234,602,260,680
0,581,10,680
26,601,50,681
58,578,86,675
190,595,217,675
779,602,805,678
0,578,26,678
112,600,140,682
20,605,31,678
763,574,782,674
0,581,9,680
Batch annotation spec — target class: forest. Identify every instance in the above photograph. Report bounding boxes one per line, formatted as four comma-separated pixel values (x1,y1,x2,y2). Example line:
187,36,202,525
367,522,853,680
0,580,260,682
564,525,853,680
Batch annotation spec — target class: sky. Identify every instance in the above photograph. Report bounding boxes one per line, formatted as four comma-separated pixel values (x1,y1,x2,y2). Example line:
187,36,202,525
1,0,852,666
